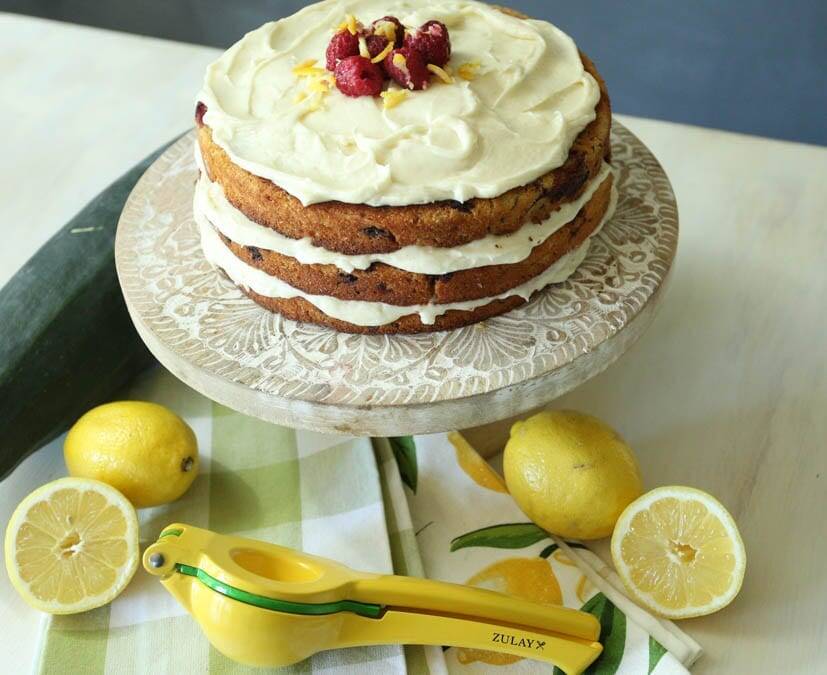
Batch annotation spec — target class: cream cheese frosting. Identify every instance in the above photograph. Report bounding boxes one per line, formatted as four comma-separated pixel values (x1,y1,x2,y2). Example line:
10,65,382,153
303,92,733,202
194,160,613,274
198,0,601,207
197,185,617,326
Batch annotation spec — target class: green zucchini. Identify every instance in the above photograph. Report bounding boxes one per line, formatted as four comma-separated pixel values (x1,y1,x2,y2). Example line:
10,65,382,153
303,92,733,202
0,140,176,479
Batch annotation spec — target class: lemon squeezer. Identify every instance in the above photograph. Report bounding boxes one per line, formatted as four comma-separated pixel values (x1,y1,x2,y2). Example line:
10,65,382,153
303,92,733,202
143,524,603,673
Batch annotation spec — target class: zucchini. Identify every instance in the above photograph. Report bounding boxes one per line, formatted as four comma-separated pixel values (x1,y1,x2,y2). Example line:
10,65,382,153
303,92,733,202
0,140,175,479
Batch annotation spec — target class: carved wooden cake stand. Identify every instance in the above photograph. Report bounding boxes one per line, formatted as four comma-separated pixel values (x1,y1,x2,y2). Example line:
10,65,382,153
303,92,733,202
116,122,678,436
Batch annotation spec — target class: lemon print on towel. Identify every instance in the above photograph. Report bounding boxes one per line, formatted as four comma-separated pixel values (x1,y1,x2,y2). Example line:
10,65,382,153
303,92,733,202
457,557,562,666
449,523,639,673
449,431,507,493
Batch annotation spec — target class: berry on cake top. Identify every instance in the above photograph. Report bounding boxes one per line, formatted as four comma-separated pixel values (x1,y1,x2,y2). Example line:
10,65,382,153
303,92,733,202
324,13,452,97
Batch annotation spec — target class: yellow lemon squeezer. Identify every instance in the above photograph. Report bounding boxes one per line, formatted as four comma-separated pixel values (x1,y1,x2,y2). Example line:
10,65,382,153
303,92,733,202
143,525,603,674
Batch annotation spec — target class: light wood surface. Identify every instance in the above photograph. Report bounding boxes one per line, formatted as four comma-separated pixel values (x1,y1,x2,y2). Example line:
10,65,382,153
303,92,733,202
1,12,827,674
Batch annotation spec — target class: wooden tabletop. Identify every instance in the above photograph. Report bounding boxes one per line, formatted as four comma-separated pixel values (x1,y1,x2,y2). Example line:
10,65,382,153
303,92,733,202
1,12,826,673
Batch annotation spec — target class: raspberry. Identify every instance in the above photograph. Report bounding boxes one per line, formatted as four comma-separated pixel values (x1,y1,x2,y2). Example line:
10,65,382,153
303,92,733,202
326,30,359,71
364,34,390,60
195,101,207,127
334,56,385,97
370,16,405,48
383,48,430,91
404,20,451,67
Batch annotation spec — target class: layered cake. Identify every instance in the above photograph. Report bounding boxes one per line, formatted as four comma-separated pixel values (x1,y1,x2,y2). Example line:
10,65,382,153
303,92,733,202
194,0,615,334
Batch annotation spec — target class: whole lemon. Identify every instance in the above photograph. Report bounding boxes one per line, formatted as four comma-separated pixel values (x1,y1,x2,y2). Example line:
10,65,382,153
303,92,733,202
64,401,199,508
503,410,643,540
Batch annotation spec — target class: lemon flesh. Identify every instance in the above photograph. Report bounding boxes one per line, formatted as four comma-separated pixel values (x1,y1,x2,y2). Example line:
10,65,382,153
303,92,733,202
611,486,746,619
503,410,643,540
64,401,198,508
5,477,139,614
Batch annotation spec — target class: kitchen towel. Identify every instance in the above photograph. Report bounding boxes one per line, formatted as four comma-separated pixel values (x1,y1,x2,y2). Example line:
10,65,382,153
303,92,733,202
36,366,702,674
36,368,406,674
375,432,703,674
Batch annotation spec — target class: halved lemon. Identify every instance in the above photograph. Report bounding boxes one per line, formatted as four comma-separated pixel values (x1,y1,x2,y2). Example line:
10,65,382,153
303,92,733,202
5,477,139,614
611,486,746,619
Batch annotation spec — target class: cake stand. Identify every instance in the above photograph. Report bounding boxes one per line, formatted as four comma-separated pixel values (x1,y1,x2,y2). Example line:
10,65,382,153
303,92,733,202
115,122,678,436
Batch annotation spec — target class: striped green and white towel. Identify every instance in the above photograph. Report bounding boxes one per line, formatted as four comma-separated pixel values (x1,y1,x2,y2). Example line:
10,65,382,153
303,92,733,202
36,368,406,674
375,433,703,675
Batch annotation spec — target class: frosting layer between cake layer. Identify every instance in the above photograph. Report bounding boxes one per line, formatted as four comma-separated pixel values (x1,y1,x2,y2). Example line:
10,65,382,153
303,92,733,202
198,0,600,207
194,162,613,275
197,185,618,326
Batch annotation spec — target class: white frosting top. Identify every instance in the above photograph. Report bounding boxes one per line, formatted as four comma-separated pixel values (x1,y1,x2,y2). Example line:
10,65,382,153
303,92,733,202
198,0,600,207
197,185,617,326
195,160,612,274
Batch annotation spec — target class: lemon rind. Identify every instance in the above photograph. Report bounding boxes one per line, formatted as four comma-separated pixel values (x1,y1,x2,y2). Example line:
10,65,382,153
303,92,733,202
610,485,746,619
4,477,139,615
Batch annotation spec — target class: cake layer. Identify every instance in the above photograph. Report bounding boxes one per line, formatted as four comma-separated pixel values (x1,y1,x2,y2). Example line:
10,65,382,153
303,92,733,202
207,174,614,306
197,0,602,207
195,160,613,275
202,217,587,330
196,60,609,255
198,186,617,333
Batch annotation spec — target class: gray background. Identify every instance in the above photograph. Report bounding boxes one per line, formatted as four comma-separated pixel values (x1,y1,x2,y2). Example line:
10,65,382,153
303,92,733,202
3,0,825,145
